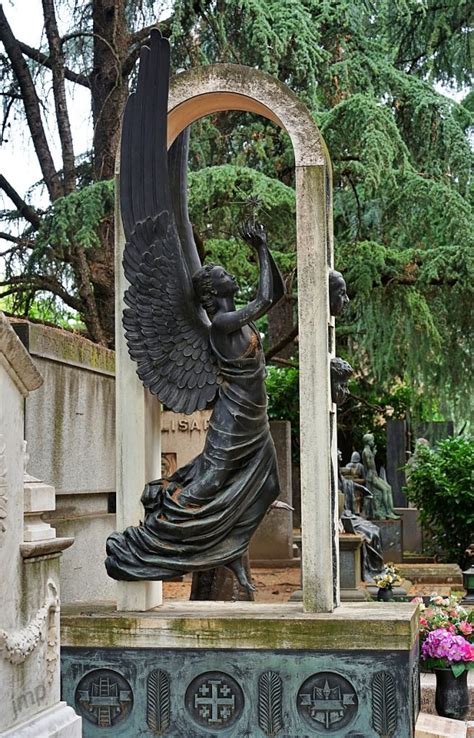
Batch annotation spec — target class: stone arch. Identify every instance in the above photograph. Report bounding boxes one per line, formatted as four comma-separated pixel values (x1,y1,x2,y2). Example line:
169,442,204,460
167,65,328,167
167,65,337,613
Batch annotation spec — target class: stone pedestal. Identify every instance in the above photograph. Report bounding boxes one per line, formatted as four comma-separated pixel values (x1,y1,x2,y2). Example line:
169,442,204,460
377,518,404,563
61,601,419,737
415,711,469,737
1,703,81,738
395,507,422,553
339,533,370,601
23,475,56,542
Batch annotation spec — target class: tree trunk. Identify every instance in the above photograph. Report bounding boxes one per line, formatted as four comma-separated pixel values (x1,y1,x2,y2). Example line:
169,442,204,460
0,5,63,201
42,0,76,194
90,0,129,181
86,0,131,346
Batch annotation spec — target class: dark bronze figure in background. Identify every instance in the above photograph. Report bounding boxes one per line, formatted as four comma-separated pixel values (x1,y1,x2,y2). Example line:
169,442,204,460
329,270,349,316
329,271,352,404
338,457,384,582
330,357,353,405
105,31,285,592
362,433,400,520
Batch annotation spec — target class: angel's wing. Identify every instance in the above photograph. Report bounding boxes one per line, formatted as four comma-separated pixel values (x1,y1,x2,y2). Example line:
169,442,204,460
120,30,221,414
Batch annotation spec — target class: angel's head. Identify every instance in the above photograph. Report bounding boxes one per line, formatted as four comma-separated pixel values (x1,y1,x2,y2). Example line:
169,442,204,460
192,263,238,316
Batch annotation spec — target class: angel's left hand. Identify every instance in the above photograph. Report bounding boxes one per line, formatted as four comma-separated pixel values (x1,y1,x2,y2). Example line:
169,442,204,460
239,221,267,249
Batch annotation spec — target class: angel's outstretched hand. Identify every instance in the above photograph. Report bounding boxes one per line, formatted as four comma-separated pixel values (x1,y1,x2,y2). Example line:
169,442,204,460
239,221,267,249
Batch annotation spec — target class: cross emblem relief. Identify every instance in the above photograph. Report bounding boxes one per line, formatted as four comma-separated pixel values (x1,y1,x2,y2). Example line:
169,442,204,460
194,679,235,723
186,671,244,731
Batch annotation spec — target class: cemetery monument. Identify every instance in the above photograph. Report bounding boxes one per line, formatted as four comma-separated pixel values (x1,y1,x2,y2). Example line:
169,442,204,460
59,30,420,737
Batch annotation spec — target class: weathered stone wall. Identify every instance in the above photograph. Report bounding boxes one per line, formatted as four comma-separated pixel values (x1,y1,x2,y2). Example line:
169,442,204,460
13,321,115,495
13,321,117,604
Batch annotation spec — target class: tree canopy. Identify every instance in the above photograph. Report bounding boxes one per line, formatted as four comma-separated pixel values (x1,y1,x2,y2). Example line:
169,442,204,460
0,0,472,424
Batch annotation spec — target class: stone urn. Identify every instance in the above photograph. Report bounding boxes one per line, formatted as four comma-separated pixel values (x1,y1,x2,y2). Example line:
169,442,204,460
434,667,469,720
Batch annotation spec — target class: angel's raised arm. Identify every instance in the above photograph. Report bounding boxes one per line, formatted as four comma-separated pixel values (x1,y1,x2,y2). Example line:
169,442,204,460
212,223,284,333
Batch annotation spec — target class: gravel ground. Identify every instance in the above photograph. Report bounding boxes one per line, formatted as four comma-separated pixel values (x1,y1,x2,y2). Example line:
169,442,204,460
163,567,457,602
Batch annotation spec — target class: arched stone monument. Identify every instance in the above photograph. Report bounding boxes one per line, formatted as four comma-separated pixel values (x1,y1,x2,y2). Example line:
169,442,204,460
115,62,338,613
62,45,420,738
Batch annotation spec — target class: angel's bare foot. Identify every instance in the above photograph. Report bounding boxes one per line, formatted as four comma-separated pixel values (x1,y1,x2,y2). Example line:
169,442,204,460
226,557,256,593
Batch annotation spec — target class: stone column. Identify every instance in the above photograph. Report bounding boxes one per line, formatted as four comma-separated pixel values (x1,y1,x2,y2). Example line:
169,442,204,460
114,163,163,612
0,313,81,737
297,166,336,613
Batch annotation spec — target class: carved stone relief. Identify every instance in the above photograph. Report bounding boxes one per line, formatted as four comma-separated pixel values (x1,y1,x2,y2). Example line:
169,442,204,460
258,670,283,736
146,669,171,735
0,578,58,679
298,672,358,732
371,670,398,737
75,669,133,728
185,671,244,731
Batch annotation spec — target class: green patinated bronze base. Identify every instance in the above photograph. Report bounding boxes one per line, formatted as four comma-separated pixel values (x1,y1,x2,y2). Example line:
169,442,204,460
61,602,420,737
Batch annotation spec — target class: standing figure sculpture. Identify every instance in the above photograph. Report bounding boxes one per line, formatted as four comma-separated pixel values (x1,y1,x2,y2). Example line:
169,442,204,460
362,433,400,520
105,31,284,592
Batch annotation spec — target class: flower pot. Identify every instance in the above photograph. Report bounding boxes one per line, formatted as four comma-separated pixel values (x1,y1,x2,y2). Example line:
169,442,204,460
377,587,393,602
434,667,469,720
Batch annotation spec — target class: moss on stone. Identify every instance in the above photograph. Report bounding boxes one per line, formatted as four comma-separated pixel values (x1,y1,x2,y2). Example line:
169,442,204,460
61,604,418,652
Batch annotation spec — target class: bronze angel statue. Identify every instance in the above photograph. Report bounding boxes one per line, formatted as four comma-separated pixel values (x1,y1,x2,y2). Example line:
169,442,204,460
105,31,285,592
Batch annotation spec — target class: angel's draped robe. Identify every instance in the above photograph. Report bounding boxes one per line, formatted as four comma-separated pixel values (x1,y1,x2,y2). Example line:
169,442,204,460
105,331,280,580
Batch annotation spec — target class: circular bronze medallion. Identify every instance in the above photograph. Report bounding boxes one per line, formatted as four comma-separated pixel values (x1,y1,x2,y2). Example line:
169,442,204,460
297,671,358,732
185,671,244,731
75,668,133,727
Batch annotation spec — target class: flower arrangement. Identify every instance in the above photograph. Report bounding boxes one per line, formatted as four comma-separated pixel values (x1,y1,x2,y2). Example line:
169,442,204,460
412,593,474,676
374,563,402,590
421,629,474,676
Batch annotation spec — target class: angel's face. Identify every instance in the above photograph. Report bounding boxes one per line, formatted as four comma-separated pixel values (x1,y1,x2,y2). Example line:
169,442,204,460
210,266,239,297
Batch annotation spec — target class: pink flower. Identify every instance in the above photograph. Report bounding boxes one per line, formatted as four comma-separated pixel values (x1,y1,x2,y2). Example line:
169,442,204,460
459,621,473,636
422,629,474,663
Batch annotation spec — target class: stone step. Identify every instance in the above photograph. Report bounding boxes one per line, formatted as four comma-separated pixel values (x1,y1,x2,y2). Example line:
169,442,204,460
416,711,468,737
398,563,463,584
404,554,437,564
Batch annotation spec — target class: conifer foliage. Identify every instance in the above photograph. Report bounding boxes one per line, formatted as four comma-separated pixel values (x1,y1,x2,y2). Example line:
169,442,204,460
0,0,472,412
